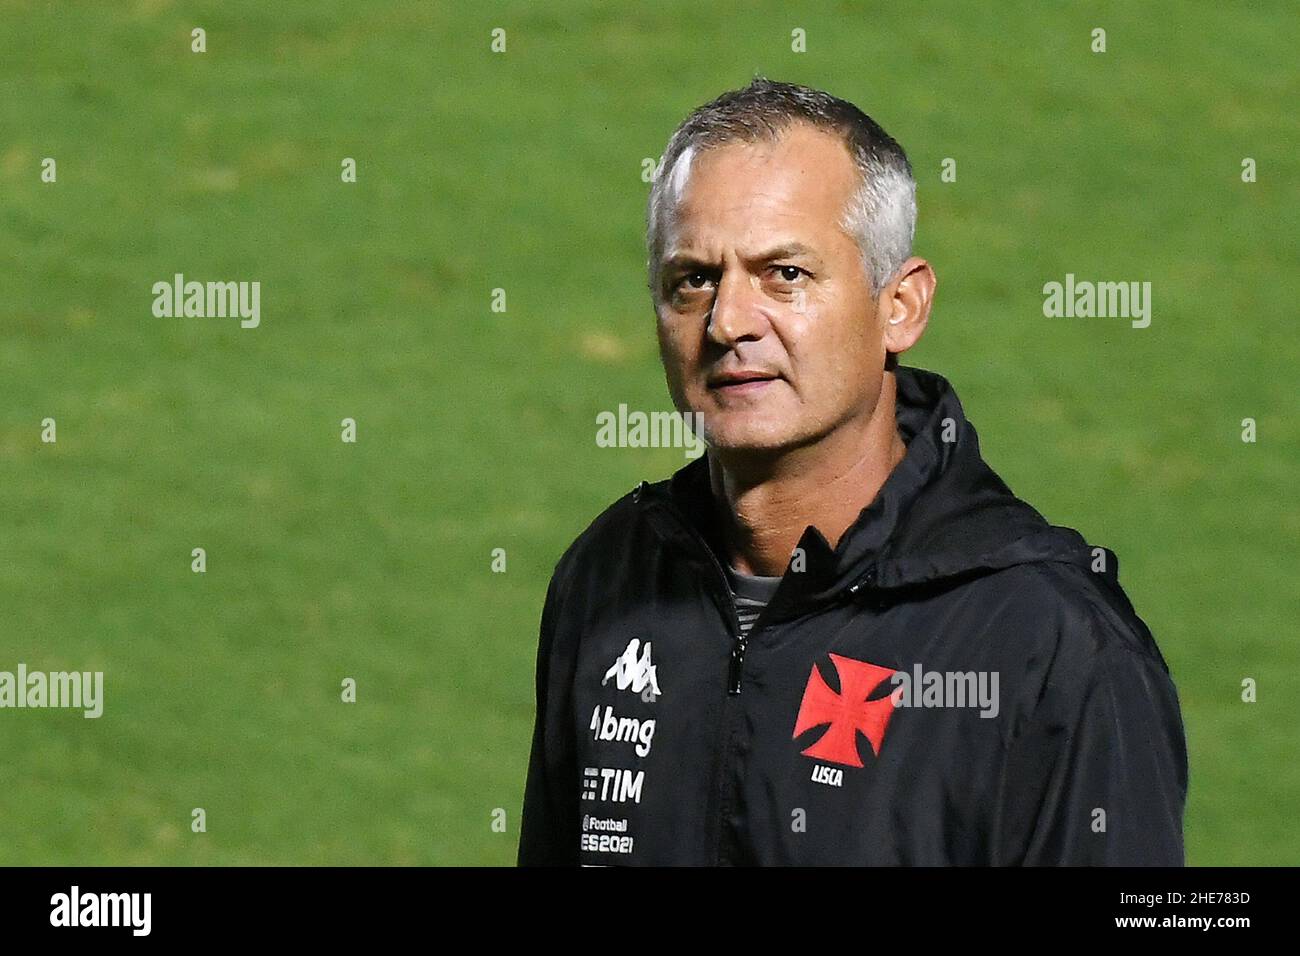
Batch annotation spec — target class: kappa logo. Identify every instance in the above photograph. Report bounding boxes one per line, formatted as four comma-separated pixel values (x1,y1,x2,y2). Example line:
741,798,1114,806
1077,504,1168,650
602,638,661,701
793,653,900,767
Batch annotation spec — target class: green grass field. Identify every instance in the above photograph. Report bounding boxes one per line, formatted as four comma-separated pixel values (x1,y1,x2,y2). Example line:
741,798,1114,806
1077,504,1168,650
1,0,1296,865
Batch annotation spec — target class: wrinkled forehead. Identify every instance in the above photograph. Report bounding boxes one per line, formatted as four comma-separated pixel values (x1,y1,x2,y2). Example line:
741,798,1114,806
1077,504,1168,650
660,126,861,258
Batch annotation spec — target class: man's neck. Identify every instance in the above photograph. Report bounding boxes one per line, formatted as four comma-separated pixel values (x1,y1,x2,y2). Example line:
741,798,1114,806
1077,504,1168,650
708,372,907,577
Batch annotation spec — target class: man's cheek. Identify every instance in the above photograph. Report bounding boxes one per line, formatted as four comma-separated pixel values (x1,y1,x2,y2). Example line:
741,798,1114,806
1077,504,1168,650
671,327,705,373
660,341,690,387
656,324,683,370
779,305,815,341
657,341,694,409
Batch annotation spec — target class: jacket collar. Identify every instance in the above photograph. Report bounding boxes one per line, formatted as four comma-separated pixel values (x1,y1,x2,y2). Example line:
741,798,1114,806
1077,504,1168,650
641,365,1104,612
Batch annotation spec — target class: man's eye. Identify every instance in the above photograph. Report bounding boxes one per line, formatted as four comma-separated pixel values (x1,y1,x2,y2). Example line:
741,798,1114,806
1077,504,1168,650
674,272,713,294
774,265,807,282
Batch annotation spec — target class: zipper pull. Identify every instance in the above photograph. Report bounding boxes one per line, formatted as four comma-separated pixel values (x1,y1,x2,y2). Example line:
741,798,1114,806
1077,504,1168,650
728,638,746,695
847,567,877,597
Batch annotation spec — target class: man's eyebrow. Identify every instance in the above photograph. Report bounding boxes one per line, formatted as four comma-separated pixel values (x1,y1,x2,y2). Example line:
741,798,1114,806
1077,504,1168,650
747,242,821,263
660,252,713,273
660,242,823,272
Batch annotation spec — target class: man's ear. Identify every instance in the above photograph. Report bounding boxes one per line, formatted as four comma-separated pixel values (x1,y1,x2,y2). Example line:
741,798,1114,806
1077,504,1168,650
880,257,936,355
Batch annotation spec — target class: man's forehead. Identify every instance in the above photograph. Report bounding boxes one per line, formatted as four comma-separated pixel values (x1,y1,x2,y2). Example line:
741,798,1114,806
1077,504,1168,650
662,126,858,254
685,125,855,193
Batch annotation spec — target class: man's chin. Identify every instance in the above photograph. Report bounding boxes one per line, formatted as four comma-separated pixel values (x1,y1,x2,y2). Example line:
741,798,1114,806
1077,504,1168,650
702,425,807,457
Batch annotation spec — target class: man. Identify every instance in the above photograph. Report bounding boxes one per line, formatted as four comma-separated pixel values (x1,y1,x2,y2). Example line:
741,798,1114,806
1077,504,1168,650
518,78,1187,865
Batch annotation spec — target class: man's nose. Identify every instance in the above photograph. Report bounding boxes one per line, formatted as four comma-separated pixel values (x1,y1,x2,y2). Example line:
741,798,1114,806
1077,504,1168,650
706,272,767,347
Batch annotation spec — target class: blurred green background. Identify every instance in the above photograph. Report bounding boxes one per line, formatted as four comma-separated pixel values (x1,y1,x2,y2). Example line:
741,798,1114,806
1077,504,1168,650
1,0,1295,865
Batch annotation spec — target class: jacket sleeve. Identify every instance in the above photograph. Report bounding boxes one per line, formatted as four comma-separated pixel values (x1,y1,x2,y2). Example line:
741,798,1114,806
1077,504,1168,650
994,613,1189,866
517,571,580,866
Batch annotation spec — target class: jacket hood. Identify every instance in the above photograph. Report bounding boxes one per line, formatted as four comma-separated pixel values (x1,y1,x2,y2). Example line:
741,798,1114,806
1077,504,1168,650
641,365,1110,610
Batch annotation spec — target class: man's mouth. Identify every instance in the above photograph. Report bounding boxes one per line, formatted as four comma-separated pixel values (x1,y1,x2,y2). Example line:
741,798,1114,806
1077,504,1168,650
707,370,782,393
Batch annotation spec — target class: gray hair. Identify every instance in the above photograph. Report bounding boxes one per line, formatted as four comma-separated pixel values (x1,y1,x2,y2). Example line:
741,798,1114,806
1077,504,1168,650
646,77,916,297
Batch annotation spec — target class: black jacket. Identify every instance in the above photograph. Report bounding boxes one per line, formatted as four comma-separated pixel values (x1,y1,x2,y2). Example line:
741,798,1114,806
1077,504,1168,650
518,365,1188,866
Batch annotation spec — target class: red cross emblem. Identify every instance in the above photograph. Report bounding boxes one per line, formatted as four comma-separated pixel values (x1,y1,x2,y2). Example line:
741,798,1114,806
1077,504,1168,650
793,653,899,767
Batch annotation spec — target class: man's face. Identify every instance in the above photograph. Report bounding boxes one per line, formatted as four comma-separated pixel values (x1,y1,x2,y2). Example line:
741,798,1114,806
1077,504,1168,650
654,123,889,455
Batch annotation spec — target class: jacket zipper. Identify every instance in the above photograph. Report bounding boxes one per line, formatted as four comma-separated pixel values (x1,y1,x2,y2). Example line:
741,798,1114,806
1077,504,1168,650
647,498,879,691
647,497,763,866
648,498,755,694
644,491,875,866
